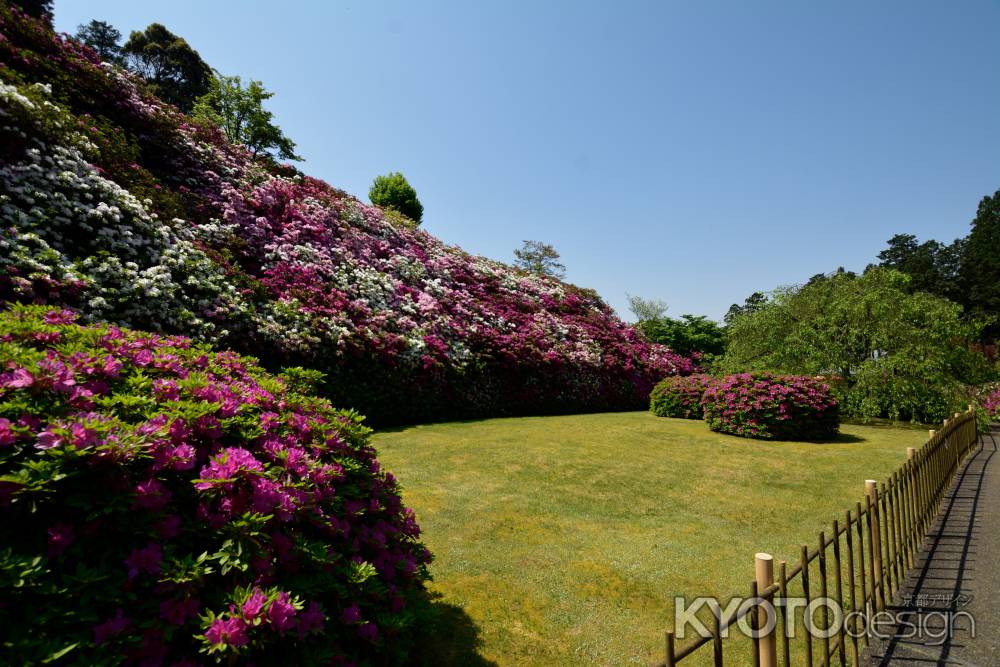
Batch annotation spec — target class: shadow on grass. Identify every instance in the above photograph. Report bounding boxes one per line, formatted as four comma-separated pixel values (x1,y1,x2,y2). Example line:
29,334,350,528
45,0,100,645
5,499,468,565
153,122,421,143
411,593,498,666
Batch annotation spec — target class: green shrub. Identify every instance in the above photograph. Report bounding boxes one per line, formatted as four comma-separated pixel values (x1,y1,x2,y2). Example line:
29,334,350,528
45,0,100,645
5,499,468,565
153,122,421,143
369,172,423,225
649,374,715,419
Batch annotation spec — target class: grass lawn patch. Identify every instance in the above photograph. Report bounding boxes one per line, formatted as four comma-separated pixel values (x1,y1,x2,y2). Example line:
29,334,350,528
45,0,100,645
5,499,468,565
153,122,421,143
373,411,925,666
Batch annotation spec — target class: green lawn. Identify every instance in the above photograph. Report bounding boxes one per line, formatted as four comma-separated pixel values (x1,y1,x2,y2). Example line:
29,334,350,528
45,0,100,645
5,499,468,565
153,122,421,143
373,412,926,666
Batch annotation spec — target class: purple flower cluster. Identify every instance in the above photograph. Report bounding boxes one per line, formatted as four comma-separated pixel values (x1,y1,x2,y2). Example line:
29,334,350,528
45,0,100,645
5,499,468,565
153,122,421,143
649,374,716,419
701,372,840,440
0,305,430,664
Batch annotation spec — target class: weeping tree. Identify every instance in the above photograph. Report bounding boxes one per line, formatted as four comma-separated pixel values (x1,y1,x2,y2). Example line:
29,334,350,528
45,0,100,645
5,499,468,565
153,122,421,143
721,267,993,422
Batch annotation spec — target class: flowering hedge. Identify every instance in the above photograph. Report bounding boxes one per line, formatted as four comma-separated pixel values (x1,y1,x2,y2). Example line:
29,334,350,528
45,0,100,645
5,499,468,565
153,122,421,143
701,373,840,440
0,7,695,424
0,305,430,664
649,374,715,419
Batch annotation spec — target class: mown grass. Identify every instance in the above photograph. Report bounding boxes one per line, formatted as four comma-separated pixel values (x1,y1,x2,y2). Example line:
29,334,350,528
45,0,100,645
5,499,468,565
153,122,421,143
373,412,926,666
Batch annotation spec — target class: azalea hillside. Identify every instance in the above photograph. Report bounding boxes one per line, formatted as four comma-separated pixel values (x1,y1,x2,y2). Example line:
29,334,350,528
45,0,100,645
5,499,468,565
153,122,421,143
0,6,695,424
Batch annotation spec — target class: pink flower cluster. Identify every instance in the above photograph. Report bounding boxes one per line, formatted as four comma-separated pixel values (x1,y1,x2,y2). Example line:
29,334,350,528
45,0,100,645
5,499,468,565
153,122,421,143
701,372,840,440
0,305,430,664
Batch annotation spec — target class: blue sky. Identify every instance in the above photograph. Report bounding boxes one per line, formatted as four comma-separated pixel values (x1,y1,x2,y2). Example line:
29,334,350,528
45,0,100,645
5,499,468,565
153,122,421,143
55,1,1000,321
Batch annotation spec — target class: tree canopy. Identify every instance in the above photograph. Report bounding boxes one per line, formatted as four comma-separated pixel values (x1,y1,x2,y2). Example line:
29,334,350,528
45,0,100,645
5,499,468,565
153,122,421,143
721,267,990,422
193,73,300,161
513,240,566,279
637,314,726,358
122,23,211,112
75,20,122,64
960,189,1000,322
368,172,423,225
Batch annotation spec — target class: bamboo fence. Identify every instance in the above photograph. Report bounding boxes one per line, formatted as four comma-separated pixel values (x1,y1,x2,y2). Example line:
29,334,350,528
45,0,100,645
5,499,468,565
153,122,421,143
663,407,981,667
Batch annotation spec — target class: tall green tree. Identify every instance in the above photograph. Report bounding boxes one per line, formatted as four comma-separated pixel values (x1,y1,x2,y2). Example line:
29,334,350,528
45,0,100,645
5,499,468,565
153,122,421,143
75,20,123,65
368,172,423,224
193,73,300,161
876,233,964,304
960,189,1000,325
722,268,991,422
122,24,212,112
513,240,566,279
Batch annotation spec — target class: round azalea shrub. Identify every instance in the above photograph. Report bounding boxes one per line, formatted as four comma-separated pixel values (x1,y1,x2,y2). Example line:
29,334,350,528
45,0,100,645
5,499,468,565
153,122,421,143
649,374,715,419
0,305,430,665
701,372,840,440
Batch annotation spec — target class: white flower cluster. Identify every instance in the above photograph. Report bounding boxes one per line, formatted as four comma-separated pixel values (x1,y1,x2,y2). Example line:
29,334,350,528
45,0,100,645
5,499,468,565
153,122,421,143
0,77,251,341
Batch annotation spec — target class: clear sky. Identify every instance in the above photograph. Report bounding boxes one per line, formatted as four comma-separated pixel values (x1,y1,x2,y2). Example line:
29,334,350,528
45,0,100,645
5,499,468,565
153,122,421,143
54,1,1000,321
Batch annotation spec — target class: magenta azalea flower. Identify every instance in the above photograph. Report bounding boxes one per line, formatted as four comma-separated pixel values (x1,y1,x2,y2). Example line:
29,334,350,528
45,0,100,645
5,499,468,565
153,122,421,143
204,616,249,648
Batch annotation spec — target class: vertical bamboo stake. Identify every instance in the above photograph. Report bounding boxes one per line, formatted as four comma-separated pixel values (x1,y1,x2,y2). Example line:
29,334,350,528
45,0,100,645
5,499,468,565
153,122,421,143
832,520,847,667
818,533,830,666
801,544,813,664
778,560,790,667
844,510,861,663
856,501,871,648
879,482,893,600
756,554,777,667
890,474,904,585
751,580,761,667
865,481,884,611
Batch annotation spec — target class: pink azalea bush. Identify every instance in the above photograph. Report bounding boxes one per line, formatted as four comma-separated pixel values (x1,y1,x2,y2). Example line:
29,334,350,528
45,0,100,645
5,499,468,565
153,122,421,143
982,384,1000,419
701,373,840,440
0,305,430,664
649,374,716,419
0,8,695,424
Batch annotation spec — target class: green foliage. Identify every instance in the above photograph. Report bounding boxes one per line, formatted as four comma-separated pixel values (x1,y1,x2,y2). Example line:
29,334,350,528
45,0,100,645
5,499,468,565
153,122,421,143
368,172,423,225
961,189,1000,325
877,233,964,304
637,314,725,358
74,20,122,65
722,268,992,423
649,374,714,419
192,73,301,161
512,240,566,279
122,23,212,112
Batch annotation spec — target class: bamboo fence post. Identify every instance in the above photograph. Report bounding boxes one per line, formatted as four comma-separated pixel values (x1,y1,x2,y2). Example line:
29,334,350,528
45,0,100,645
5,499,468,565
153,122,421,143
865,481,884,611
801,544,813,664
756,554,777,667
831,519,847,667
778,560,790,667
879,482,893,600
817,532,830,666
855,501,871,648
844,510,861,664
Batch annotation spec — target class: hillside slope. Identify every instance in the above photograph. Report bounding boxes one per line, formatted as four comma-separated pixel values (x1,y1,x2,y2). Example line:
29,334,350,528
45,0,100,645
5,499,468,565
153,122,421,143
0,7,693,423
